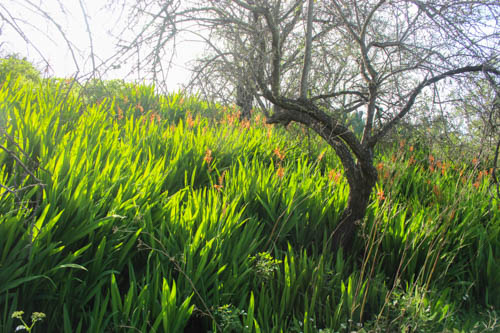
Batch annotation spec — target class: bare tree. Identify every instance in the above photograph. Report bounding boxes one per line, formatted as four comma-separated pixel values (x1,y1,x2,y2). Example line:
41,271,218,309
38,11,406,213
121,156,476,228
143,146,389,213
113,0,500,249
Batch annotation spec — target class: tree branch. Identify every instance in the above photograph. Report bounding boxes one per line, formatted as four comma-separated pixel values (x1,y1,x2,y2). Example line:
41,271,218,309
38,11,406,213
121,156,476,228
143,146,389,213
369,64,500,147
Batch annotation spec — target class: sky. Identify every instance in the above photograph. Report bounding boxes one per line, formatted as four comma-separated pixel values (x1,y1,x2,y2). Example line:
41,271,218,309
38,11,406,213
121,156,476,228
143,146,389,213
1,0,198,91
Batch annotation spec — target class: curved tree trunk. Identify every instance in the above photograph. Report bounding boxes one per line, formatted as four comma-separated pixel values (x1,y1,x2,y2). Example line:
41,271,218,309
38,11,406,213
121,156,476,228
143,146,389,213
331,161,377,250
266,99,378,250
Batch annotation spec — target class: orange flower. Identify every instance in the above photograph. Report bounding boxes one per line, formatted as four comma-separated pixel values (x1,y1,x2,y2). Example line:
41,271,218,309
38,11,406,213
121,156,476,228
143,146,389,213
429,165,435,172
317,152,325,161
376,162,384,171
276,166,285,179
117,106,124,120
136,103,144,114
473,181,480,189
149,112,160,124
214,171,226,192
186,114,195,127
377,188,385,201
399,140,406,149
240,119,250,129
409,146,414,152
472,158,478,165
328,169,342,183
408,155,415,166
203,149,213,165
428,154,435,164
273,147,285,161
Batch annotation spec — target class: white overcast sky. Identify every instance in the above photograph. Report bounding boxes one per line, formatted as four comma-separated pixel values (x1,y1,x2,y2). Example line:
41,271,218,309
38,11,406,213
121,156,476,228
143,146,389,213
1,0,199,90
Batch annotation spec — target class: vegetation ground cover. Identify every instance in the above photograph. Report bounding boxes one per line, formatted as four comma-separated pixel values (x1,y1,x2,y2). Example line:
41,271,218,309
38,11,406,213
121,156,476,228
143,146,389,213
0,77,499,332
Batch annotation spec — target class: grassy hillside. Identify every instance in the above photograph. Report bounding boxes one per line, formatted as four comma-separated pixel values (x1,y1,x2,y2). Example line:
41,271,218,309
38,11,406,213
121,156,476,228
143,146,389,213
0,78,498,332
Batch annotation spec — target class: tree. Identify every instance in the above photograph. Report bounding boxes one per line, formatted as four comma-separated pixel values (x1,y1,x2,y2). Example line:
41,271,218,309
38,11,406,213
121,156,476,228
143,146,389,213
113,0,500,249
0,55,41,85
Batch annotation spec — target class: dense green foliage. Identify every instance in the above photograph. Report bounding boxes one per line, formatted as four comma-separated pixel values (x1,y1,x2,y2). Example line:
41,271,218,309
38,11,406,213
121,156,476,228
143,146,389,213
0,77,498,332
0,56,41,86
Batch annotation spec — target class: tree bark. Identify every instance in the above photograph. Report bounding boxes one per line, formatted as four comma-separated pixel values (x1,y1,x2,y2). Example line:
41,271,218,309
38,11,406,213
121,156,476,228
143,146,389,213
331,163,377,250
267,99,378,250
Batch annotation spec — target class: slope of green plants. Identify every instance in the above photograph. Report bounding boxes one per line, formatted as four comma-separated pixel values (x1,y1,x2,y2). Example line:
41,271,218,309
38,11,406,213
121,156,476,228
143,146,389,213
0,78,498,332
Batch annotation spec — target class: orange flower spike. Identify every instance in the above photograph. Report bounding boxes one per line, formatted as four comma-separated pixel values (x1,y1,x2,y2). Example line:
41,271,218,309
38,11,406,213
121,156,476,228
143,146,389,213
117,106,124,120
276,166,285,179
409,145,414,152
214,171,226,192
429,154,435,164
376,162,384,171
186,114,195,128
136,103,144,114
241,119,250,129
377,188,386,201
273,147,285,161
473,181,480,189
203,149,213,165
334,171,342,183
472,157,478,165
328,169,342,183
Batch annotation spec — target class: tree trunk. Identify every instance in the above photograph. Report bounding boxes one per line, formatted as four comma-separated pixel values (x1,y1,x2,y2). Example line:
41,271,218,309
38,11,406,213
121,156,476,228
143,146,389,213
266,100,378,250
236,83,253,120
331,161,377,250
